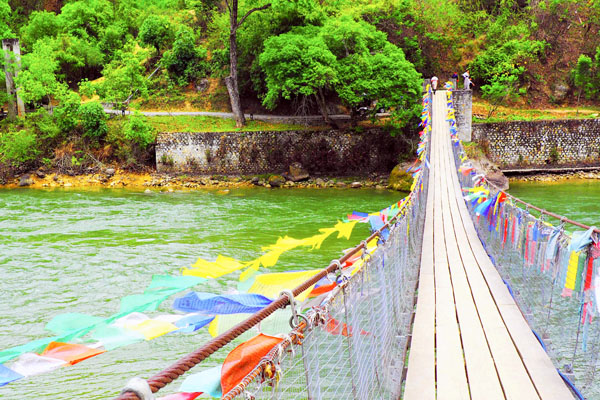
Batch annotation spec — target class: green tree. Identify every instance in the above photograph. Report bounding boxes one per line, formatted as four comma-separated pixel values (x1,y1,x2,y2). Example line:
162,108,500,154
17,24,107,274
223,0,273,127
49,33,105,82
58,0,112,40
53,89,82,133
15,40,62,106
100,22,130,61
573,54,593,107
88,45,151,107
0,130,40,165
161,26,209,85
321,16,421,125
138,15,174,53
260,26,338,125
124,111,155,149
80,101,108,141
20,10,59,48
481,71,521,118
0,0,12,39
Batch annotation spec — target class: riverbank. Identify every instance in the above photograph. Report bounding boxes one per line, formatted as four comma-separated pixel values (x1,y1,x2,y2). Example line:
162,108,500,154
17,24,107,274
510,170,600,183
3,169,393,190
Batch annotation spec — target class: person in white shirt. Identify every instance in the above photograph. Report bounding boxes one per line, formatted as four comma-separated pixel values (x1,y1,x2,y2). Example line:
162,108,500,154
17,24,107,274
462,71,474,90
431,76,439,94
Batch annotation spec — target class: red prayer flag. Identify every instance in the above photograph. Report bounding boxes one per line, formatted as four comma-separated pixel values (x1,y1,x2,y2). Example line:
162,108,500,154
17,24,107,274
41,342,105,365
221,334,284,395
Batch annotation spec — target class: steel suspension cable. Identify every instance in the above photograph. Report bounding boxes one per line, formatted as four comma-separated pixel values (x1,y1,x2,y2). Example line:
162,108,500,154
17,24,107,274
115,190,417,400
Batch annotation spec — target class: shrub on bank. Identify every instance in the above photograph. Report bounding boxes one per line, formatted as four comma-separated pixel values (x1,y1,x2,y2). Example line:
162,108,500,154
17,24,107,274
0,129,40,166
80,101,108,141
124,111,156,149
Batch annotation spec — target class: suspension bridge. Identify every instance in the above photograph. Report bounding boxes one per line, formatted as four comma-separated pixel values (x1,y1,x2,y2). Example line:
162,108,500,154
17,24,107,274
107,85,600,400
2,82,593,399
403,91,574,400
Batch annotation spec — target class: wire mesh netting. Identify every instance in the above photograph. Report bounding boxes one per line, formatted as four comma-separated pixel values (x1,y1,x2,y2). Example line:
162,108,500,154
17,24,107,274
452,138,600,399
222,99,431,399
226,184,427,400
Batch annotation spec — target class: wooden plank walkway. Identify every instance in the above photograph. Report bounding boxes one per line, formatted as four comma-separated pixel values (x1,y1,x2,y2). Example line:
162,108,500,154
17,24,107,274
403,91,574,400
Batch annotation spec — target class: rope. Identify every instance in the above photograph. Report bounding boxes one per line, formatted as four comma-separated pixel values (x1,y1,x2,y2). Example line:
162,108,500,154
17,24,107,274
114,202,412,400
482,176,600,233
113,92,427,399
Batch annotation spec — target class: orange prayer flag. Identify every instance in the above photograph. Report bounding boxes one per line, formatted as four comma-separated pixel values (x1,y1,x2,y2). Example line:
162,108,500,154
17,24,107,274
221,334,283,395
41,342,105,365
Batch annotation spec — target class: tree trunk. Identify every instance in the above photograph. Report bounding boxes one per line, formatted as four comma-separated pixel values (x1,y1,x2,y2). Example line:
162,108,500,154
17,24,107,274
315,89,337,128
226,0,246,128
225,74,245,127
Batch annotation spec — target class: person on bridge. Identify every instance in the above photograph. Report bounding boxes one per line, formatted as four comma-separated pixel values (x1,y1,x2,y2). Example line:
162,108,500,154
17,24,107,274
431,76,439,94
462,71,474,90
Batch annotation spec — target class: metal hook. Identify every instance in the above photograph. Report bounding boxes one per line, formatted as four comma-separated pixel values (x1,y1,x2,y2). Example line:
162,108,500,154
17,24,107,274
330,259,349,285
279,290,299,328
360,240,369,258
289,314,309,330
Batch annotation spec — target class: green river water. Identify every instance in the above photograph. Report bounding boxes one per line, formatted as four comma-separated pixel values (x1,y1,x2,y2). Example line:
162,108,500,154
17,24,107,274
0,187,400,399
509,179,600,227
2,180,598,399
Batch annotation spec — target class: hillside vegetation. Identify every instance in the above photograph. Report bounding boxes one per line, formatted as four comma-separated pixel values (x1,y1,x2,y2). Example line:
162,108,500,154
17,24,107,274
1,0,599,176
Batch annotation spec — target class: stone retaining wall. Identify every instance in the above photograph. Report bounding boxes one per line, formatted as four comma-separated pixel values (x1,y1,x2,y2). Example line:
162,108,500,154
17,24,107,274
453,90,472,142
156,129,406,175
472,119,600,168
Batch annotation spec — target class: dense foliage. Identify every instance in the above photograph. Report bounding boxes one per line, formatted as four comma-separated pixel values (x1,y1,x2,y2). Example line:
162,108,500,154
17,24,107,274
3,0,600,173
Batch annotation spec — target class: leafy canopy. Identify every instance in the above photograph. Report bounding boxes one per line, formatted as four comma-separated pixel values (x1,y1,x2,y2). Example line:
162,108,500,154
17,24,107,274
139,15,174,53
259,16,421,124
161,26,209,85
15,40,63,105
259,26,338,109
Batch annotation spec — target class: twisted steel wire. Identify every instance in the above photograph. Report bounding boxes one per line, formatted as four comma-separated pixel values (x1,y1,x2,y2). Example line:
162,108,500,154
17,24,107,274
115,214,409,399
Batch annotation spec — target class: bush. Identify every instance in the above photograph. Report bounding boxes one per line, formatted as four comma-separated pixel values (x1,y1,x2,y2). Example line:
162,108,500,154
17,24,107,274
124,111,155,149
162,26,209,85
80,101,107,140
0,130,40,165
26,109,61,143
54,89,81,133
139,15,174,53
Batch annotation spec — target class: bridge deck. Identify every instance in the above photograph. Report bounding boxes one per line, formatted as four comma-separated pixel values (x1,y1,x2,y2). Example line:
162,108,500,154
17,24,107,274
403,92,574,400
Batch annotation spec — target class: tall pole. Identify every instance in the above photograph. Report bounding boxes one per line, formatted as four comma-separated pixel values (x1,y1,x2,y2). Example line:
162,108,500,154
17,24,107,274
2,38,25,119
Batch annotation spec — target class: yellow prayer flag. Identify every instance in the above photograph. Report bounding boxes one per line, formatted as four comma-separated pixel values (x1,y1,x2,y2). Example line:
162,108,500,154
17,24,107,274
565,251,581,290
239,259,262,282
334,220,358,240
248,270,321,302
182,255,245,279
124,319,178,340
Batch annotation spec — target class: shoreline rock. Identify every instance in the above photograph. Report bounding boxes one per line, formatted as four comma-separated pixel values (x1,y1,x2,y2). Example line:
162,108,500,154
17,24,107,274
0,170,394,191
510,170,600,183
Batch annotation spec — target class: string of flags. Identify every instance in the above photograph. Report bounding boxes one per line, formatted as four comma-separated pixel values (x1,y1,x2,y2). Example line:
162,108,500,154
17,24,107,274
447,81,600,355
0,85,432,397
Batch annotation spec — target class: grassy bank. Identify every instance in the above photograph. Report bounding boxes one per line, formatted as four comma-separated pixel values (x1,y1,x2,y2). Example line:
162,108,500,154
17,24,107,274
473,99,600,123
140,115,317,133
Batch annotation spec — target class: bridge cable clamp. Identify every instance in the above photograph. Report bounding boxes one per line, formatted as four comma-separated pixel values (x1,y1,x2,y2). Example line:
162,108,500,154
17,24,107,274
559,216,567,231
331,260,348,286
120,377,155,400
360,240,369,257
279,290,301,329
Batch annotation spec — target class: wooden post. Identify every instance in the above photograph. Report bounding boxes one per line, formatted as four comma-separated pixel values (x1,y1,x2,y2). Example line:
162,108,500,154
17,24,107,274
2,38,25,119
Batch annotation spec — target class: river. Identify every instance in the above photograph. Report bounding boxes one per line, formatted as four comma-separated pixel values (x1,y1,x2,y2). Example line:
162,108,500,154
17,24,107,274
509,179,600,227
0,187,400,399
